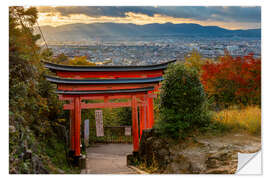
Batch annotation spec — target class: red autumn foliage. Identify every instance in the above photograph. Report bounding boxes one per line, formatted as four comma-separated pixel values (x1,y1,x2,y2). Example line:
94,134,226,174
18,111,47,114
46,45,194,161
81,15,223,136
200,53,261,106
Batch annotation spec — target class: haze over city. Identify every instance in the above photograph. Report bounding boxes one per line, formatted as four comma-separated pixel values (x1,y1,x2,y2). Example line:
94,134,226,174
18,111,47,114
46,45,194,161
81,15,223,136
36,6,261,65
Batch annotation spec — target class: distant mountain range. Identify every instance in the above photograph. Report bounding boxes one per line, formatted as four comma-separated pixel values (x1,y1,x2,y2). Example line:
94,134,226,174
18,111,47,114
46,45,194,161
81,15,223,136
39,23,261,42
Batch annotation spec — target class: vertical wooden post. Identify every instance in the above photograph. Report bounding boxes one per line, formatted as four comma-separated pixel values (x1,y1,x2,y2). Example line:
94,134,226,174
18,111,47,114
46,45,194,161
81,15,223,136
74,96,81,156
145,96,149,129
70,107,75,151
143,95,147,130
148,95,154,128
143,104,147,130
139,96,144,137
132,95,139,152
140,96,146,137
139,105,143,137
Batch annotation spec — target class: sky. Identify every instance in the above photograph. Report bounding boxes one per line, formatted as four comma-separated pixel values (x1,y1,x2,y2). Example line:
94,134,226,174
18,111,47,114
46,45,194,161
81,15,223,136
36,6,261,30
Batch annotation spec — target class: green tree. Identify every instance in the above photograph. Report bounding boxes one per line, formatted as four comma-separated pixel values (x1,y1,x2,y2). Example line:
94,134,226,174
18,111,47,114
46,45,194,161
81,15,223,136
68,56,96,66
184,49,212,74
155,63,210,139
52,53,69,64
9,7,74,174
116,107,132,126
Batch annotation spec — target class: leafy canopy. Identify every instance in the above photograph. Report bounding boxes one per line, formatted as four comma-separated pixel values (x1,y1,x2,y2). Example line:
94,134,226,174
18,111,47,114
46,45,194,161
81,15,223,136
200,53,261,106
156,63,210,139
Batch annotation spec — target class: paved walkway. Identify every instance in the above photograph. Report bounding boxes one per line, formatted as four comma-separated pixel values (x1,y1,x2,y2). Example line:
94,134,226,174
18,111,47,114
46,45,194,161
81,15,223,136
81,143,137,174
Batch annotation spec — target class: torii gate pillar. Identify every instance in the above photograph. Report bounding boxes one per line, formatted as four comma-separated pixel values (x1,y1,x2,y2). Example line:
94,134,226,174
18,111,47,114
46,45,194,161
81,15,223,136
132,95,139,152
44,60,176,157
148,97,154,128
74,96,81,156
69,108,75,153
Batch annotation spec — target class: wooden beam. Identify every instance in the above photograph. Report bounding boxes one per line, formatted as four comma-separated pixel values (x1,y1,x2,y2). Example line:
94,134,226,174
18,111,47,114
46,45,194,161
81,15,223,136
58,94,73,101
81,102,131,109
81,95,131,100
56,70,163,79
58,83,158,91
61,91,147,99
63,103,74,110
63,101,150,110
61,93,156,101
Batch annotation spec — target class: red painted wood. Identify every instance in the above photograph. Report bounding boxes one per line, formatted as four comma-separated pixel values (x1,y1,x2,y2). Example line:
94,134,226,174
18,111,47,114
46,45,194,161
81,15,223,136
143,101,147,130
148,97,154,128
81,102,131,109
132,95,139,152
142,95,147,132
104,96,109,103
63,101,148,110
56,70,163,79
145,96,149,129
58,83,158,91
80,95,131,100
70,108,75,151
139,105,143,137
79,94,155,100
59,95,73,101
74,97,81,156
64,103,74,110
51,65,165,155
62,92,147,99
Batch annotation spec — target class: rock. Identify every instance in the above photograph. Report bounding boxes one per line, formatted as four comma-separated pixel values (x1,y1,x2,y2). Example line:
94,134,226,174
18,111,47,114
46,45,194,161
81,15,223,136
79,155,87,169
19,152,25,159
166,155,191,174
24,149,32,160
127,152,139,166
138,128,170,169
57,169,65,174
127,154,134,165
9,125,16,133
205,166,233,174
136,130,259,174
31,154,49,174
205,150,232,168
206,158,220,168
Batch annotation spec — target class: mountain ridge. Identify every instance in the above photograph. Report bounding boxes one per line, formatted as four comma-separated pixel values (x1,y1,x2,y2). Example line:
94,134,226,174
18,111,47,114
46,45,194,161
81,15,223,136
39,22,261,41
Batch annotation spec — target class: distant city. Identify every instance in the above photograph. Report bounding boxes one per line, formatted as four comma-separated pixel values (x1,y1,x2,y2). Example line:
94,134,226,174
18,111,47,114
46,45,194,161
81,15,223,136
47,37,261,66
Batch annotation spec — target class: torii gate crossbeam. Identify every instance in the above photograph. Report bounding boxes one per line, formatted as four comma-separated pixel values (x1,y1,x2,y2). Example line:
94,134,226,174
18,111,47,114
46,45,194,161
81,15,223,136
44,60,175,157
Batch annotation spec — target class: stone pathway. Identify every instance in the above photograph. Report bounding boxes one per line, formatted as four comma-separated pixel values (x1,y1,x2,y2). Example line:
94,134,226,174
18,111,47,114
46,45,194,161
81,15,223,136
81,143,137,174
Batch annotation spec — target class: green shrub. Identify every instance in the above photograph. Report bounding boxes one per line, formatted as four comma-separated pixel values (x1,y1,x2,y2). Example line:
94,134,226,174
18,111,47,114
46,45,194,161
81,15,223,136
155,63,210,139
9,6,76,173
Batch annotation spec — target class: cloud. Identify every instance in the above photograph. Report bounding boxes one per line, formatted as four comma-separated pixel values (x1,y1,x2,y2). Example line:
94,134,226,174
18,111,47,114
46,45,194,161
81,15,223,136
37,6,260,23
36,6,261,29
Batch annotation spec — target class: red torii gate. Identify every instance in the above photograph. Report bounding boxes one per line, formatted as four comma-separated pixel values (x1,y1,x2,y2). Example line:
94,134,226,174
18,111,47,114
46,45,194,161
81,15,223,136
44,60,175,157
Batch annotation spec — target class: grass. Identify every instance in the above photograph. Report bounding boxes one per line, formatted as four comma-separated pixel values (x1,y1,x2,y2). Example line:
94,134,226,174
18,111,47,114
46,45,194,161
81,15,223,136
213,106,261,135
